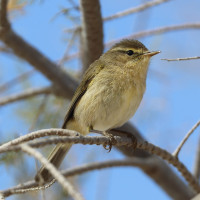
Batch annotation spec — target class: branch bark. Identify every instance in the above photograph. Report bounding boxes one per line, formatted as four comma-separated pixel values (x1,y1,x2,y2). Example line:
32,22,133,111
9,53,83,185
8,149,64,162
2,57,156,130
0,131,197,197
79,0,103,72
20,144,84,200
0,0,78,99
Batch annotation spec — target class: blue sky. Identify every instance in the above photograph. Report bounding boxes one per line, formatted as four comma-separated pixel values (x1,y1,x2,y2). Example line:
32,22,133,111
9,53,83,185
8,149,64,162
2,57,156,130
0,0,200,199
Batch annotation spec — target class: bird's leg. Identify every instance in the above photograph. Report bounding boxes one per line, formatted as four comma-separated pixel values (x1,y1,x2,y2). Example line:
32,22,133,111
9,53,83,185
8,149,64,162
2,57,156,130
103,131,117,152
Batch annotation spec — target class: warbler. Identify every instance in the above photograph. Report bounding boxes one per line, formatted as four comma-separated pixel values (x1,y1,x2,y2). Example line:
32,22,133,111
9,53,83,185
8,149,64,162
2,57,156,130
35,39,160,182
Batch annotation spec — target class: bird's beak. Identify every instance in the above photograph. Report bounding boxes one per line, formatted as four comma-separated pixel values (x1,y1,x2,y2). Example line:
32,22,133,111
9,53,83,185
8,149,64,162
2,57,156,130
143,51,160,57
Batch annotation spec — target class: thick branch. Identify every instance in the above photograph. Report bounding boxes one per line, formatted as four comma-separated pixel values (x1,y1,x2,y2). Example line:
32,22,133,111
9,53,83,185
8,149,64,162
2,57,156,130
0,0,9,28
80,0,103,71
0,1,78,99
66,0,170,32
193,137,200,180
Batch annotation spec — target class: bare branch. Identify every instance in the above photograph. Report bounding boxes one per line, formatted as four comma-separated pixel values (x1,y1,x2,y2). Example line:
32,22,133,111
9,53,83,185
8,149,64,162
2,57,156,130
0,0,9,28
104,0,170,21
1,158,154,197
2,179,55,196
0,157,193,198
0,0,78,99
0,127,195,199
20,144,84,200
161,56,200,61
65,0,170,32
0,158,157,197
0,128,79,151
0,130,199,194
173,120,200,158
107,23,200,47
0,86,52,106
193,136,200,179
80,0,103,72
65,23,200,62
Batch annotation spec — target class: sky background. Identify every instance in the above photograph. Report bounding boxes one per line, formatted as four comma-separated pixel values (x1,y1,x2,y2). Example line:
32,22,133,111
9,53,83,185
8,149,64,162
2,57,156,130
0,0,200,199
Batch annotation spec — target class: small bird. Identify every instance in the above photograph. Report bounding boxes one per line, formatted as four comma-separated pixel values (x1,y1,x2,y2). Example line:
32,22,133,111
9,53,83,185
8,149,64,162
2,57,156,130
35,39,160,182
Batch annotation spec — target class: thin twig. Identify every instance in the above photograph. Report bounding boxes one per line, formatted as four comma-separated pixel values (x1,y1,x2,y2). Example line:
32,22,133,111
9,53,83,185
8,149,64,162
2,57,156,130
0,86,52,106
104,0,169,21
161,56,200,61
107,23,200,47
65,0,170,32
64,23,200,62
20,144,85,200
173,120,200,158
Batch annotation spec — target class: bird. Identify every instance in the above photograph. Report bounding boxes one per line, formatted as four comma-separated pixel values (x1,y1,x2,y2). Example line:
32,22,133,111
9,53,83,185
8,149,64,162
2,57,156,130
35,39,160,182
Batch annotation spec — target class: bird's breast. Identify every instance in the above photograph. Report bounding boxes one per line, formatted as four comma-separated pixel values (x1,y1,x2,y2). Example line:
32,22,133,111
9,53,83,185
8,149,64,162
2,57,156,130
74,68,146,132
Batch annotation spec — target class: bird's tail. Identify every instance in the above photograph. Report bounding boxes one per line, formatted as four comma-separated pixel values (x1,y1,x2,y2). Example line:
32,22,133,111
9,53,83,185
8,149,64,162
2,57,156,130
35,119,88,182
35,143,72,182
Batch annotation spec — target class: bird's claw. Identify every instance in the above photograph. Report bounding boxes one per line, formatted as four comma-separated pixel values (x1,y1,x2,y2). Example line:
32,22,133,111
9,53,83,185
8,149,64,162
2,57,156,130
103,132,116,152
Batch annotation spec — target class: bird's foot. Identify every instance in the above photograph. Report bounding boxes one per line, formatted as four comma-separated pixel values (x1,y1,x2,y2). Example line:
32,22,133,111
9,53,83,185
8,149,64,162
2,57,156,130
103,131,117,152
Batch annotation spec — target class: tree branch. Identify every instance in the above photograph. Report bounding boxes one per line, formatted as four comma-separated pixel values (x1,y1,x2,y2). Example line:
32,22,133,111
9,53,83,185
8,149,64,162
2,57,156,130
161,56,200,61
65,0,170,32
0,86,52,106
0,0,9,28
0,0,78,99
107,23,200,47
20,144,84,200
104,0,170,21
79,0,103,72
0,128,79,151
0,130,198,195
193,136,200,180
1,158,155,197
173,120,200,158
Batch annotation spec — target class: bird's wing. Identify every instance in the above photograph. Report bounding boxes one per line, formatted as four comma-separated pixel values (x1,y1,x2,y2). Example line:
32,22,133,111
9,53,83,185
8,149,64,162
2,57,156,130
62,60,105,128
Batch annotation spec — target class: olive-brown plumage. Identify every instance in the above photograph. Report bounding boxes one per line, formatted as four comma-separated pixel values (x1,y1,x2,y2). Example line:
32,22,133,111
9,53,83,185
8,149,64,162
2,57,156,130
35,39,160,182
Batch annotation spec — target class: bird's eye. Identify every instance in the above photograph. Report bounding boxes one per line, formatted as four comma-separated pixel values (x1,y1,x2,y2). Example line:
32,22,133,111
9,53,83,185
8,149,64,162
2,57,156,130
126,50,134,56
